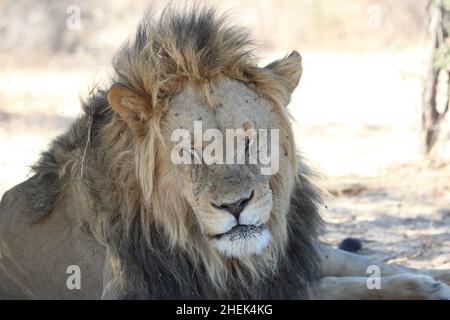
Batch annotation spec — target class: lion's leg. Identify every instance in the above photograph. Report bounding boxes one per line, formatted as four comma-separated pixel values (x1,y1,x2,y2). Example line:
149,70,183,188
312,274,450,300
319,245,450,284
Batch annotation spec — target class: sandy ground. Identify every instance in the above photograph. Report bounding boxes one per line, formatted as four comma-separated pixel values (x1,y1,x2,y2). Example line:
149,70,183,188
0,49,449,270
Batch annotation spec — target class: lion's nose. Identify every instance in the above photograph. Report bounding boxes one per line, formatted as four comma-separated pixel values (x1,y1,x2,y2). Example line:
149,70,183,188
214,191,254,220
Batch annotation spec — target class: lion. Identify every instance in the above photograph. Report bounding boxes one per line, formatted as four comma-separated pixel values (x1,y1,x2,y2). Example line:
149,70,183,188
0,7,449,300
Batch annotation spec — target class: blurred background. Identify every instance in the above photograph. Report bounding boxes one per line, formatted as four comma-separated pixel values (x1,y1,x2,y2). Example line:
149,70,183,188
1,0,449,268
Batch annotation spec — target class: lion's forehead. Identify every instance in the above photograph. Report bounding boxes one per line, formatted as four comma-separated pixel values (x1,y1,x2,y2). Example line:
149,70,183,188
167,78,276,133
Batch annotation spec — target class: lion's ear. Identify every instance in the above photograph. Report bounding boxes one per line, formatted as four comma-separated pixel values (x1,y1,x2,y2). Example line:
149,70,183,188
107,84,150,136
264,50,302,95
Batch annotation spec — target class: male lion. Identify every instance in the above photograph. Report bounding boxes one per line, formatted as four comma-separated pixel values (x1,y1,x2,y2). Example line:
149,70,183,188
0,7,449,300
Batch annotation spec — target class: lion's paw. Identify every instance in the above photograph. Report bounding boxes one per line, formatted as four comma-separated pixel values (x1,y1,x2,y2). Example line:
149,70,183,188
397,274,450,300
427,269,450,285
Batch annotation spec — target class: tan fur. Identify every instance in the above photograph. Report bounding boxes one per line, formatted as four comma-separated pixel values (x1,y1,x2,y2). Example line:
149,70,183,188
99,8,304,292
105,72,300,291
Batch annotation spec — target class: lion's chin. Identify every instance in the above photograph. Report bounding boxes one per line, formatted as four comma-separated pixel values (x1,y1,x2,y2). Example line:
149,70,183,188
210,227,271,258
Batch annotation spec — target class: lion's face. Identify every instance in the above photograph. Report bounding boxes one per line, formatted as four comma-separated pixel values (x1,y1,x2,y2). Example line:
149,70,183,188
163,77,285,258
108,49,302,262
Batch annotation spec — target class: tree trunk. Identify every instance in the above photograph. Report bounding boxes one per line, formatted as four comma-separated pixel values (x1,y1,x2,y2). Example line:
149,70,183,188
422,0,450,157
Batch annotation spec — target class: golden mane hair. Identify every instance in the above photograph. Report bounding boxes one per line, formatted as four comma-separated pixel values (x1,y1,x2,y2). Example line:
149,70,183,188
29,6,324,299
112,6,298,122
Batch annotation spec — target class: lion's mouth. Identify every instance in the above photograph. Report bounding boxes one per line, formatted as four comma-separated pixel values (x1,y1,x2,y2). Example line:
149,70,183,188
213,224,266,241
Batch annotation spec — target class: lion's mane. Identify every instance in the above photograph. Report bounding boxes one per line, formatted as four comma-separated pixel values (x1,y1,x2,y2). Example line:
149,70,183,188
29,6,324,299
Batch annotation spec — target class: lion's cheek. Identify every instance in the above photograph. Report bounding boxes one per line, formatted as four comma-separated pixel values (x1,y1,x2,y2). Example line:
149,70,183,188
196,211,236,236
239,191,273,226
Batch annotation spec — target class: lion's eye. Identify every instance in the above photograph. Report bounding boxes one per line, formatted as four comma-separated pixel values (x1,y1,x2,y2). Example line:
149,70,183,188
188,148,202,163
245,137,250,153
245,136,257,156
